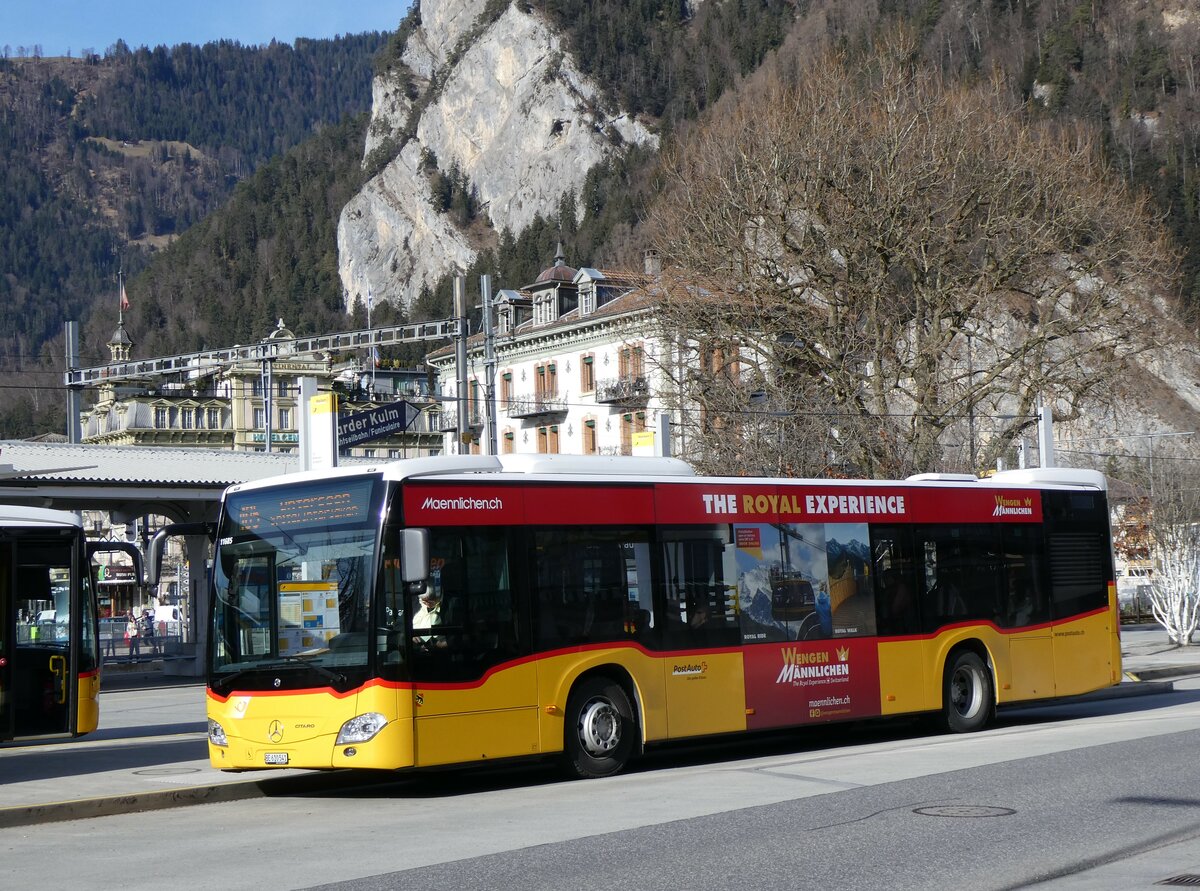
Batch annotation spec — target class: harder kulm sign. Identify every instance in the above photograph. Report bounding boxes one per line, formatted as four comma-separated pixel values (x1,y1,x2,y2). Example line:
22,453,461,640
337,401,422,448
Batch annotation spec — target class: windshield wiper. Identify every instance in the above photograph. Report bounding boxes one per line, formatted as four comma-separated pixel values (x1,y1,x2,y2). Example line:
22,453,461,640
211,665,261,691
212,656,346,690
275,655,346,685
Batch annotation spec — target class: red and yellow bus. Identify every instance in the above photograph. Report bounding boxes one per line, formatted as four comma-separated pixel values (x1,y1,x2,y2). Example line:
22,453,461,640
204,455,1120,778
1,506,103,742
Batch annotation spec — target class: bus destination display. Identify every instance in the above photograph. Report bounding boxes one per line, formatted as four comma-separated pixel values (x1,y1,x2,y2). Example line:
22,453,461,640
226,478,376,538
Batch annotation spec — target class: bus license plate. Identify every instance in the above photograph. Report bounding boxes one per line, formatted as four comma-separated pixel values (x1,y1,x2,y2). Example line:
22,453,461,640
264,752,289,765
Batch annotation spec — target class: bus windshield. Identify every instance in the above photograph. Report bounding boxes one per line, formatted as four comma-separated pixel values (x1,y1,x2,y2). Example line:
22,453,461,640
211,476,383,689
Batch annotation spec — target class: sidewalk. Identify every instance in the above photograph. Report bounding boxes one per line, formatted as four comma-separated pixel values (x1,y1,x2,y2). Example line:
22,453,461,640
1116,622,1200,681
1,624,1198,829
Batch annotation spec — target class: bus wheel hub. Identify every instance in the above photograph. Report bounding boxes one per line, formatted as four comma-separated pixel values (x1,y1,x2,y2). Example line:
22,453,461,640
578,698,619,756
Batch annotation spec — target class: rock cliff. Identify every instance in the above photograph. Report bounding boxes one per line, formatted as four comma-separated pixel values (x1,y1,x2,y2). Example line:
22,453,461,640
338,0,657,312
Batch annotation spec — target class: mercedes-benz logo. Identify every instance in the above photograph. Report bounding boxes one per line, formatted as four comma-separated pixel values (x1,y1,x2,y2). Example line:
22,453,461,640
267,720,284,743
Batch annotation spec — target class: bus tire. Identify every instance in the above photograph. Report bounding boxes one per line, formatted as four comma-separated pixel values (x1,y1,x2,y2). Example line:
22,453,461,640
941,651,993,733
563,676,636,779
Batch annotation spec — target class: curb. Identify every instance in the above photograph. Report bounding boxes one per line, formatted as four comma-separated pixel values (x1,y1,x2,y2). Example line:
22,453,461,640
1123,666,1200,682
0,768,383,830
1080,679,1176,700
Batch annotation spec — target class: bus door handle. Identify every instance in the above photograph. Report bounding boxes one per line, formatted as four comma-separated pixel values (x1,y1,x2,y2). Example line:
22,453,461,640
49,655,67,704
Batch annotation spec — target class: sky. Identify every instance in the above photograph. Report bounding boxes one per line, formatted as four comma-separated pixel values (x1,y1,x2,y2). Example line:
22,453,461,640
2,1,412,57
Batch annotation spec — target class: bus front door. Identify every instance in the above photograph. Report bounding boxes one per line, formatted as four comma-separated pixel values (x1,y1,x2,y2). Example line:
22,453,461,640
4,542,76,740
0,543,11,741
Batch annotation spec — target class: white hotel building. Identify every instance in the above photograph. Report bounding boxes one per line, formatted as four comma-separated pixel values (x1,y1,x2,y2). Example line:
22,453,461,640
428,249,681,457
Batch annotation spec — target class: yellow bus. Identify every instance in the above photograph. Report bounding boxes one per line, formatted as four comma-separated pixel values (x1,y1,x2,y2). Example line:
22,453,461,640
202,455,1120,778
1,506,112,742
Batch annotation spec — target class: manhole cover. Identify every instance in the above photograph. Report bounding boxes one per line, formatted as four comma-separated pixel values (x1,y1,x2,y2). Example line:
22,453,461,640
132,768,203,777
913,805,1016,818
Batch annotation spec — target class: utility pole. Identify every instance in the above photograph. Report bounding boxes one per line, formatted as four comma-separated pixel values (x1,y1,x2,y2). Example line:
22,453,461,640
481,274,497,456
453,276,469,455
263,357,274,453
967,333,976,471
1037,399,1056,468
64,321,81,443
367,287,375,393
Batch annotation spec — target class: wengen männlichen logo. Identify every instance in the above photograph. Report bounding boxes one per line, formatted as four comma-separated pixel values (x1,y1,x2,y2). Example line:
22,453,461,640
775,646,851,684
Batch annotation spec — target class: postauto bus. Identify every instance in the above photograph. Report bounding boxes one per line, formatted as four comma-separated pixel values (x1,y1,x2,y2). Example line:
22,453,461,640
1,505,135,742
201,455,1120,778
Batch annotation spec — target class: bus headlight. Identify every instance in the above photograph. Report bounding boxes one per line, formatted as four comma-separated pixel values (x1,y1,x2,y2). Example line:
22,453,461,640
208,719,228,747
336,712,387,745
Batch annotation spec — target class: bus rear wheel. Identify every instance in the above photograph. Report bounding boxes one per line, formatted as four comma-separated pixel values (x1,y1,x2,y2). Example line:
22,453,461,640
563,677,636,779
941,651,993,733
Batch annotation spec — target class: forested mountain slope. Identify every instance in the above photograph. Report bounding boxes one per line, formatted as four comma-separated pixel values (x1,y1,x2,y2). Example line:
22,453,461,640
0,33,386,434
3,0,1199,448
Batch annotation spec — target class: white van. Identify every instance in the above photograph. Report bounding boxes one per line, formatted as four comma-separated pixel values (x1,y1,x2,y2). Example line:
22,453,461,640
153,605,183,624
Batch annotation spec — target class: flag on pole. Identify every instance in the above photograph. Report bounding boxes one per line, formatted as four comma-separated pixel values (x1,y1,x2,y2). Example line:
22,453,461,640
373,346,381,368
366,287,373,311
119,278,130,311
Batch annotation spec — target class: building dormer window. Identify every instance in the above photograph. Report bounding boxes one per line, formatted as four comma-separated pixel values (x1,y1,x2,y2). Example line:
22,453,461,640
558,286,578,317
154,407,169,429
536,292,558,325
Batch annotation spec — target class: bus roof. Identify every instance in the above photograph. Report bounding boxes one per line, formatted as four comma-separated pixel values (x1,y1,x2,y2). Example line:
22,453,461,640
225,455,1107,496
984,467,1107,492
0,504,83,528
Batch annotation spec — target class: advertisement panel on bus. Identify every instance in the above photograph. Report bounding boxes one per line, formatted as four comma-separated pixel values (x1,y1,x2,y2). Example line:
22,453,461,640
402,480,1043,527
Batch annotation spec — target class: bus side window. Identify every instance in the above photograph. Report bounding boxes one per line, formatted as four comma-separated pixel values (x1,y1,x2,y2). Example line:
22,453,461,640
871,526,919,636
999,525,1049,628
533,528,652,649
914,525,1002,631
410,526,517,683
660,529,739,649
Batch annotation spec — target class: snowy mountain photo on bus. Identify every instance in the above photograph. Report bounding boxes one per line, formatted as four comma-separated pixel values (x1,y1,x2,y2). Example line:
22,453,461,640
732,522,875,642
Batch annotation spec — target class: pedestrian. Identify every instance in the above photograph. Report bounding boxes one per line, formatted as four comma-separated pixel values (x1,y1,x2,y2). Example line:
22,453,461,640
140,608,156,656
125,609,141,662
103,615,117,658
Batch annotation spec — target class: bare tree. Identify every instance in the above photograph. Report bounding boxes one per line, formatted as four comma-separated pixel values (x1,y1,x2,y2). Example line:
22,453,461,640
648,29,1177,477
1145,460,1200,645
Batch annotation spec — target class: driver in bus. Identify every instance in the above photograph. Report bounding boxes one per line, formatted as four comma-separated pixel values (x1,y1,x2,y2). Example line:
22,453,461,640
412,585,446,650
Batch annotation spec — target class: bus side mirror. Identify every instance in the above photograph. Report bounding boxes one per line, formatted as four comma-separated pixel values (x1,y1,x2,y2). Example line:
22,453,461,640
87,541,144,587
401,528,429,584
147,522,215,587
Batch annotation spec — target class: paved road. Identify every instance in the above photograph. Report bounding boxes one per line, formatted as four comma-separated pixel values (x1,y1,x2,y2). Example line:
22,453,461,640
1,623,1195,828
3,677,1200,891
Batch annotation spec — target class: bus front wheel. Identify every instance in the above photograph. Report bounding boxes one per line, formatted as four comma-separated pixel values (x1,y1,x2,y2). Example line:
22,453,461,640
941,651,993,733
563,677,636,779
